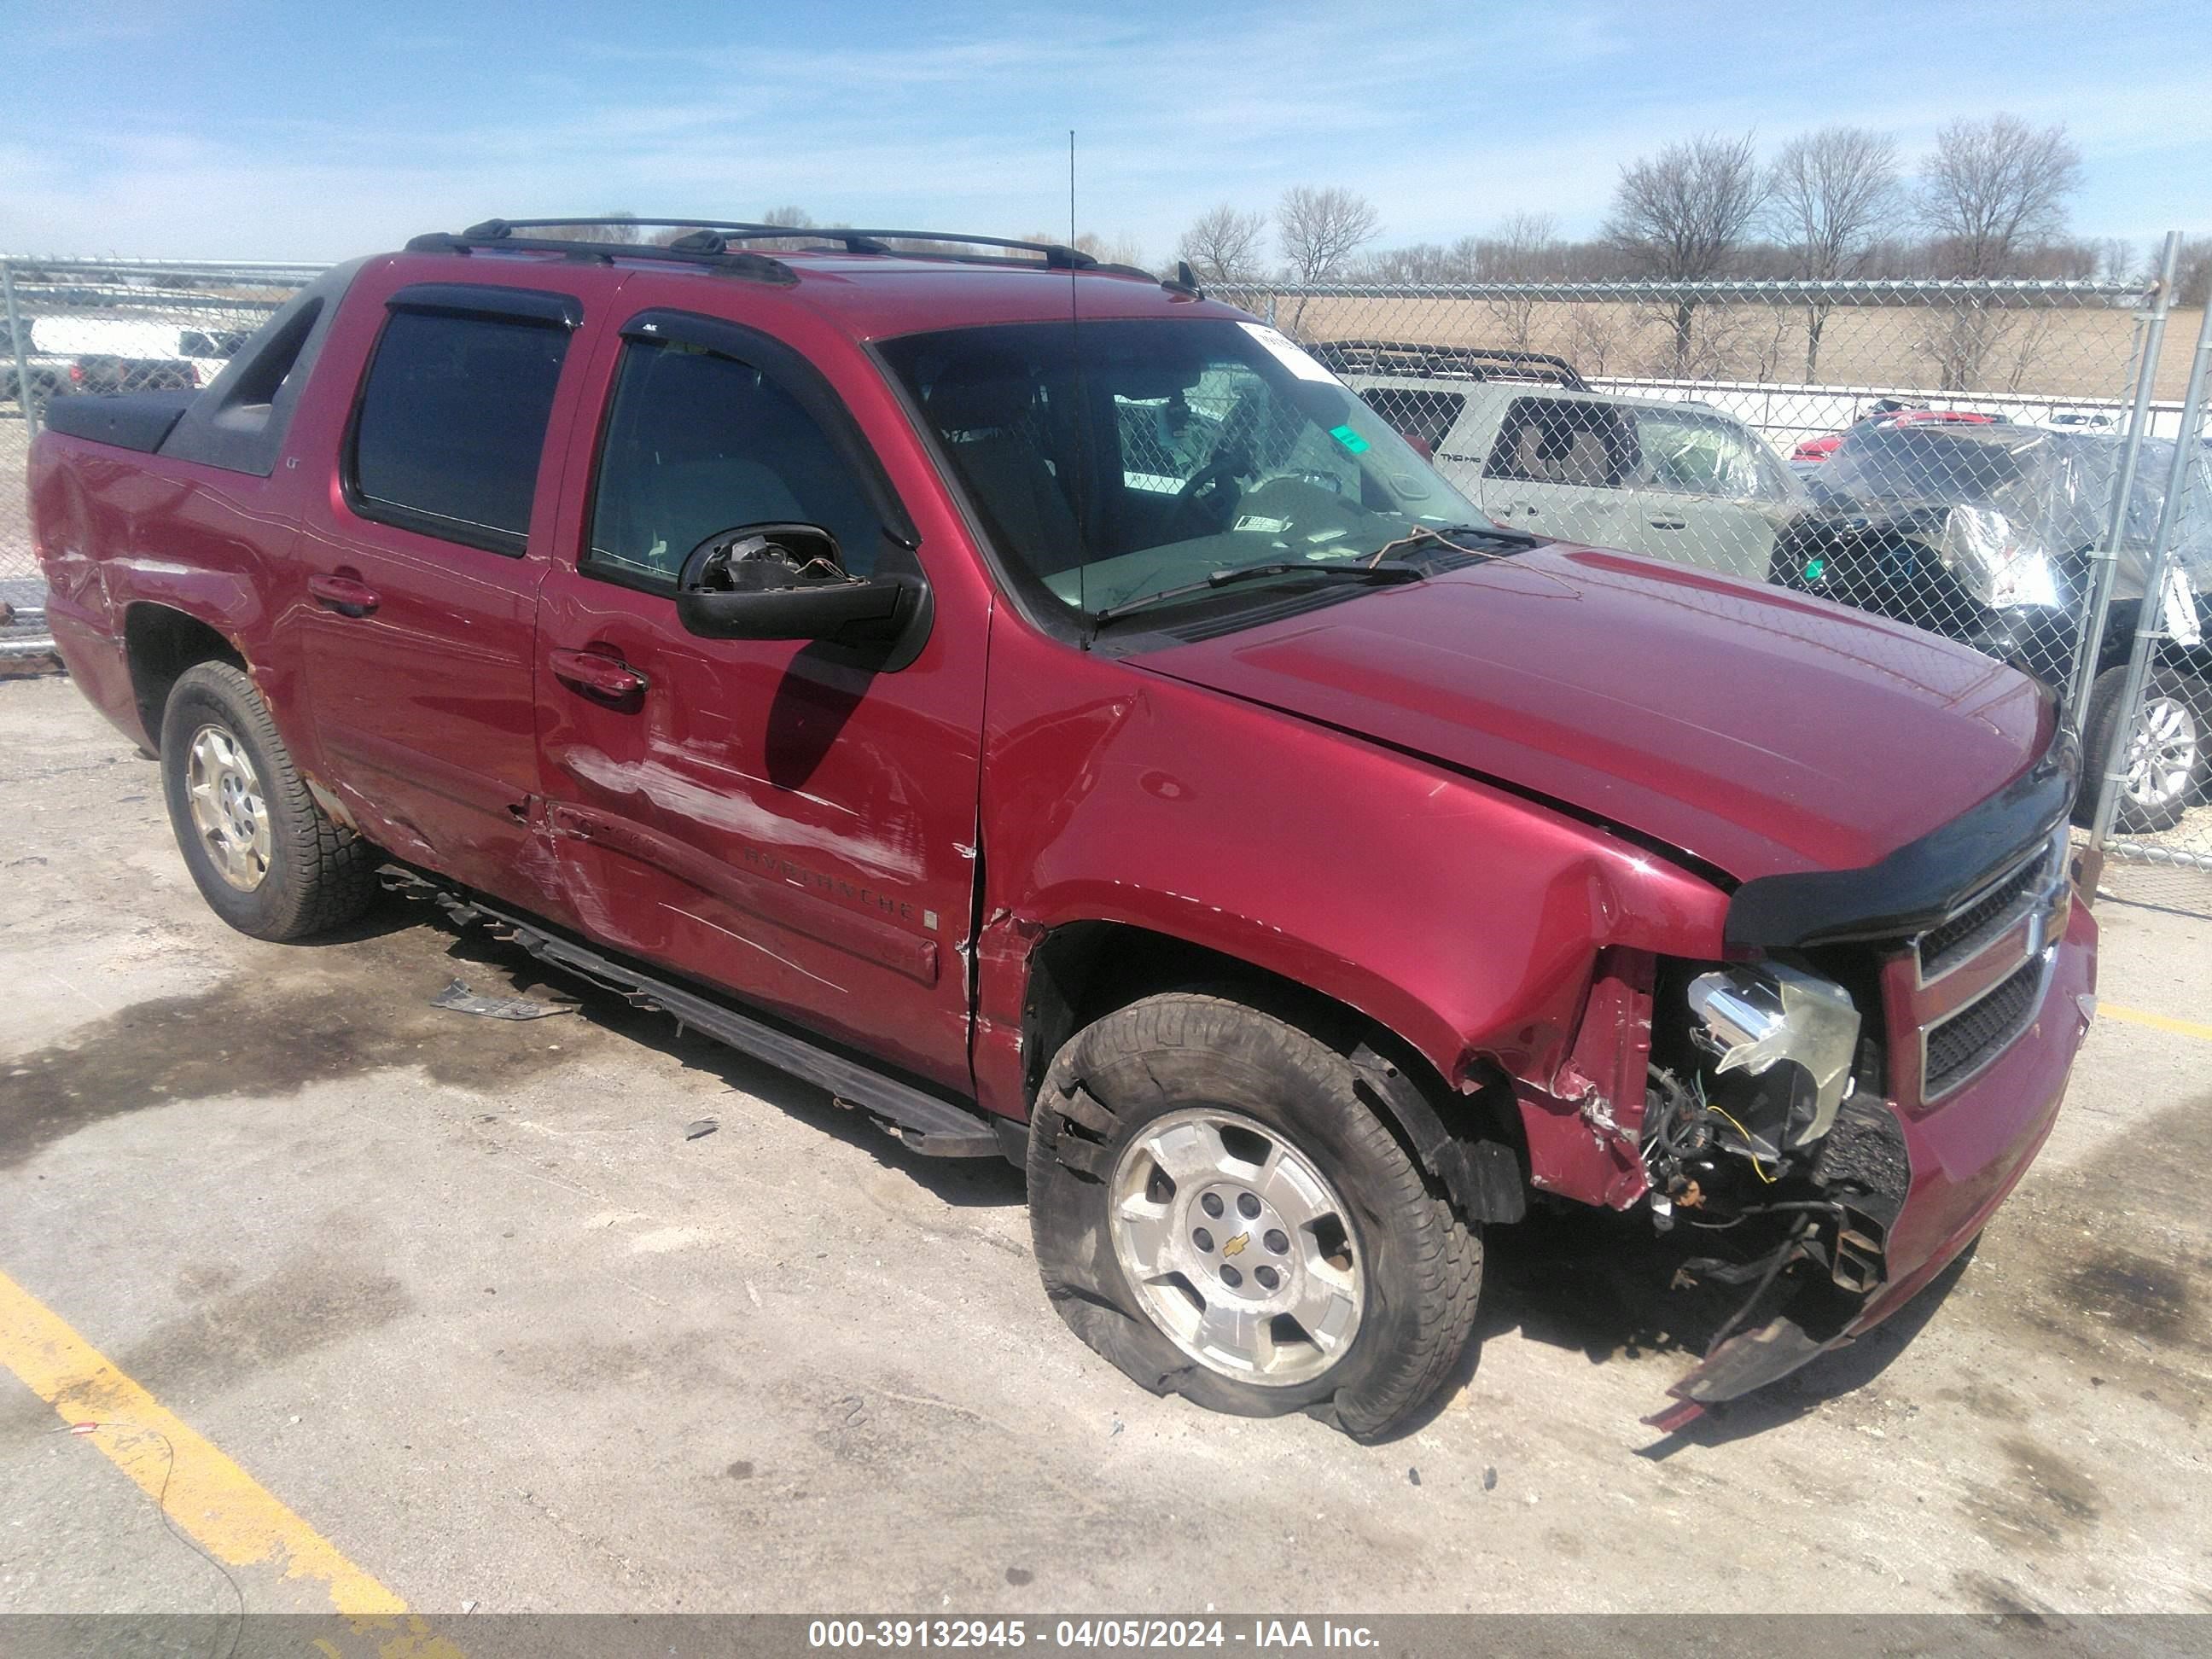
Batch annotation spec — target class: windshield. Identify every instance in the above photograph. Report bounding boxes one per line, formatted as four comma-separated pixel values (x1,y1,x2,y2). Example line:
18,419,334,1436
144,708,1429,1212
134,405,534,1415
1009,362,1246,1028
882,318,1487,624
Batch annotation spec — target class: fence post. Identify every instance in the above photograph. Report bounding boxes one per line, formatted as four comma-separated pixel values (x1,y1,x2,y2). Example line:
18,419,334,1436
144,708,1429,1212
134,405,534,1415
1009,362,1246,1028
2087,296,2212,851
2,257,38,439
2068,230,2181,724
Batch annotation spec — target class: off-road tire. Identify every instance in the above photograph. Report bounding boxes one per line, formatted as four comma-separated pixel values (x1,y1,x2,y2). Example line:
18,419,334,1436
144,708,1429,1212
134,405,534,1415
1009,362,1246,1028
1027,992,1482,1441
2077,664,2208,835
160,661,378,940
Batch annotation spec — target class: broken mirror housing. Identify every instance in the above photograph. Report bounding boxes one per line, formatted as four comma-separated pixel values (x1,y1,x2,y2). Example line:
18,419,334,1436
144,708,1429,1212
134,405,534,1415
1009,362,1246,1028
1685,963,1860,1149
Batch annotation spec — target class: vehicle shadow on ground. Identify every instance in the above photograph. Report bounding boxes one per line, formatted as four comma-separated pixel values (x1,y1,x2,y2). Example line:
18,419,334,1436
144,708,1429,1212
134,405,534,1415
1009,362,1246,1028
399,894,1029,1210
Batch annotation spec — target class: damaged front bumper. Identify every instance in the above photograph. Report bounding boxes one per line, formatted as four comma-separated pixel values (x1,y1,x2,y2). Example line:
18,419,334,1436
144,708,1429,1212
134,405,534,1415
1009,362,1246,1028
1646,885,2098,1432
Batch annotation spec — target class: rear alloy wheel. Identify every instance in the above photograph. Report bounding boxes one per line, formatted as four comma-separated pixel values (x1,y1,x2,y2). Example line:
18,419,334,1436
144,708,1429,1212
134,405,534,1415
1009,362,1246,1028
2080,665,2208,835
183,723,274,892
160,661,380,940
1028,992,1482,1441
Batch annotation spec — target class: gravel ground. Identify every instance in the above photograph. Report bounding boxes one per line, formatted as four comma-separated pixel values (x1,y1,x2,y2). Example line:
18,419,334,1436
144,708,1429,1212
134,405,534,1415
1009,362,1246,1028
1,672,2209,1620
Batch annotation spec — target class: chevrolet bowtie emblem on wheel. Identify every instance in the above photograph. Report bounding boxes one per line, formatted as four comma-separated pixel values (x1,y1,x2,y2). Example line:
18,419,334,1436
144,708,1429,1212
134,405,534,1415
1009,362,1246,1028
1222,1233,1249,1258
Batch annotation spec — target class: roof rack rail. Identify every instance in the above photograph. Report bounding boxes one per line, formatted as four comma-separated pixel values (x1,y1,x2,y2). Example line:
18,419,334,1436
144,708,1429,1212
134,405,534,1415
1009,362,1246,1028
407,218,1106,276
405,220,800,285
1306,339,1589,392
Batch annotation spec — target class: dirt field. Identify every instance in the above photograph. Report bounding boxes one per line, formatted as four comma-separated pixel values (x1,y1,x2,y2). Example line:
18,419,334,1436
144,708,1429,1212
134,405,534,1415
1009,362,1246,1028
3,672,2210,1622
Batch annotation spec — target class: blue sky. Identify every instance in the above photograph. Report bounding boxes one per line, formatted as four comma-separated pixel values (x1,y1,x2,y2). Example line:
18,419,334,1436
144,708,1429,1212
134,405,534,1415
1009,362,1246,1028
6,0,2209,263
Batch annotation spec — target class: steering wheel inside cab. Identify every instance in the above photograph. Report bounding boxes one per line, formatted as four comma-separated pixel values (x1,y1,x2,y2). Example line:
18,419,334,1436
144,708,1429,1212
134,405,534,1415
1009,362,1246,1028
1167,448,1253,538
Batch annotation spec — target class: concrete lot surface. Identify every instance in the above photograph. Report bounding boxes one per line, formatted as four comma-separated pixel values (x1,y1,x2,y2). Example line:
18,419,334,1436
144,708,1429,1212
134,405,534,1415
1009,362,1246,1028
3,672,2209,1618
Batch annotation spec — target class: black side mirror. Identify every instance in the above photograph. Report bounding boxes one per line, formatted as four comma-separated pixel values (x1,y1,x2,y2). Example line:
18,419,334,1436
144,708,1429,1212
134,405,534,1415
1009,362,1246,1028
674,523,924,657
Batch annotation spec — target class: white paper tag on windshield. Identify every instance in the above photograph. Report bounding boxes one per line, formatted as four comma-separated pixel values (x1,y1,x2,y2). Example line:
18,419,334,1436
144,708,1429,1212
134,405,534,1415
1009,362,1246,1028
1238,322,1340,384
2162,564,2203,647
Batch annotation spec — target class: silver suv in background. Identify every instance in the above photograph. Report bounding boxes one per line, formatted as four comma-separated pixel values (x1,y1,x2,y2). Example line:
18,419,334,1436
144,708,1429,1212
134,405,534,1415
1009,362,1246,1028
1320,341,1807,580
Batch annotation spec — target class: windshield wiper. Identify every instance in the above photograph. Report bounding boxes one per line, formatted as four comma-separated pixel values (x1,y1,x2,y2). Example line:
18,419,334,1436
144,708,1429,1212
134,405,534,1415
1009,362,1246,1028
1091,560,1424,626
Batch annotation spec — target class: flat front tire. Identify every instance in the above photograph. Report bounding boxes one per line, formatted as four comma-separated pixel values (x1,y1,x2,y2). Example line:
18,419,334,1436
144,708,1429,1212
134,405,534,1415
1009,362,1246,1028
160,661,378,940
1027,992,1481,1441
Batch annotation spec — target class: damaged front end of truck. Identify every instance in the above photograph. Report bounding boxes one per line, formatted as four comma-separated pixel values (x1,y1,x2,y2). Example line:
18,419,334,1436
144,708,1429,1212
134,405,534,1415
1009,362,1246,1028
1534,731,2093,1429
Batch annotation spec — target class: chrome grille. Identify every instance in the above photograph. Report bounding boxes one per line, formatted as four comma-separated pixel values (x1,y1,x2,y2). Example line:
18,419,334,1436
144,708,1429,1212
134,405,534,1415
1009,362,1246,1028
1924,956,2046,1096
1918,841,2054,981
1908,824,2071,1102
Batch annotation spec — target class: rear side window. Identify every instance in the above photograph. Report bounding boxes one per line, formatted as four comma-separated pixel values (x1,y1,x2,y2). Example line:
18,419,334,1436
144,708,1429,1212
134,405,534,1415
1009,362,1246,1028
1353,387,1464,456
1485,396,1631,489
349,310,570,555
586,339,883,585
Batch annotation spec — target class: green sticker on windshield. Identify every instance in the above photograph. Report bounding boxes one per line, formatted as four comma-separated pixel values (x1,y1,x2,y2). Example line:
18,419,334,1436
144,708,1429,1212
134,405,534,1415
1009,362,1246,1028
1805,556,1827,581
1329,423,1371,454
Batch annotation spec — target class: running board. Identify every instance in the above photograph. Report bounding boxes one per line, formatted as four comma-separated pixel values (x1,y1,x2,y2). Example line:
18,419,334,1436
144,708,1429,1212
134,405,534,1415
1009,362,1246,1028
416,882,1007,1158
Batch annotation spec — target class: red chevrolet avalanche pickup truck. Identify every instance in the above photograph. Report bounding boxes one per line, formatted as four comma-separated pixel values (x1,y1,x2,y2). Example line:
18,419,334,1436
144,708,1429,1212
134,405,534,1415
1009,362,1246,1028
29,219,2097,1438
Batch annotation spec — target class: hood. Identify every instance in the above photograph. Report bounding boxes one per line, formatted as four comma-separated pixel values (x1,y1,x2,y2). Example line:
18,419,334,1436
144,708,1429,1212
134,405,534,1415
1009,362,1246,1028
1136,544,2052,882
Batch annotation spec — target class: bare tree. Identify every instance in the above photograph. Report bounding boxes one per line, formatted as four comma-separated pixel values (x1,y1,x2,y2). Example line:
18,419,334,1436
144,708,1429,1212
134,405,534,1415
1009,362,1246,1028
537,210,642,243
2178,236,2212,308
1276,186,1380,333
1277,185,1380,282
1176,205,1268,285
750,205,818,251
1764,126,1901,378
1074,230,1150,271
1917,114,2081,277
2093,237,2137,285
1563,300,1650,379
1478,212,1563,350
1604,132,1767,370
1911,115,2081,387
1363,242,1456,283
1016,230,1151,271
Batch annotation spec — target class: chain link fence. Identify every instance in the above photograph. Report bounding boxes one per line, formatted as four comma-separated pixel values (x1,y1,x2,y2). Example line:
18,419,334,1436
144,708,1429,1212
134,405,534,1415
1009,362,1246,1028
3,246,2206,868
2081,295,2212,895
1,256,318,609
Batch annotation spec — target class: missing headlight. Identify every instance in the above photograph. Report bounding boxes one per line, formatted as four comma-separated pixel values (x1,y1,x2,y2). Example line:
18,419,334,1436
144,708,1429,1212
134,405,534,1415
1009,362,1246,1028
1685,963,1860,1155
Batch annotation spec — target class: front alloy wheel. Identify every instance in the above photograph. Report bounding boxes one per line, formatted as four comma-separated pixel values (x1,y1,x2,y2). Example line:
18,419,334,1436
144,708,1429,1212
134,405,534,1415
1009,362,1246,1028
1027,992,1484,1441
1109,1108,1364,1387
2123,692,2200,817
2078,665,2209,835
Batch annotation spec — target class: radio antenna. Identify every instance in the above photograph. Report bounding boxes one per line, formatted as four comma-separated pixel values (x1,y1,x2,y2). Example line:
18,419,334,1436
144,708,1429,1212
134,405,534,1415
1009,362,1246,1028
1068,127,1094,641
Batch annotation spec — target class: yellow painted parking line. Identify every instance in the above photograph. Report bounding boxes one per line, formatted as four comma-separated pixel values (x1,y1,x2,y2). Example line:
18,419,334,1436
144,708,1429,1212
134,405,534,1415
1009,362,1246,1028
2101,1002,2212,1043
0,1265,406,1616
